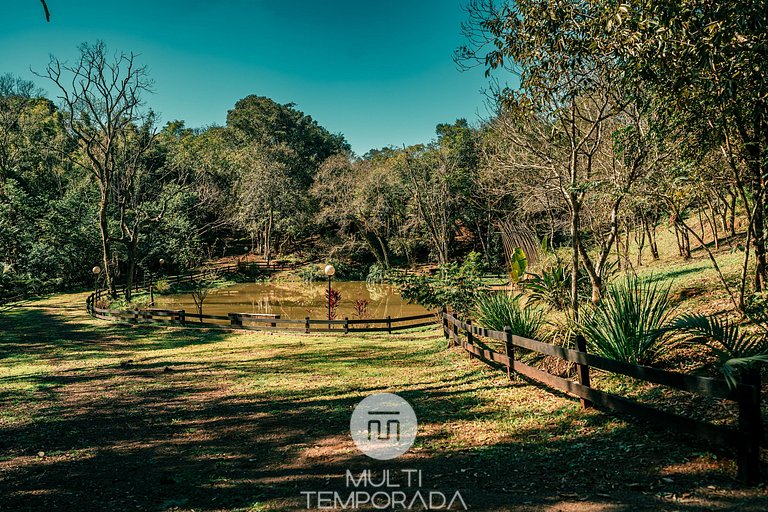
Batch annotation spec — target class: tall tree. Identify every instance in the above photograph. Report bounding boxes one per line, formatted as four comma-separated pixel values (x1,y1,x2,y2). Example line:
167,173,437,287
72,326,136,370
617,0,768,296
37,41,154,296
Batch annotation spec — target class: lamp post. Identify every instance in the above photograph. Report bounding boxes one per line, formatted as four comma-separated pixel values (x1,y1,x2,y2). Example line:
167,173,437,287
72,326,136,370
92,265,101,294
324,264,335,324
91,266,101,312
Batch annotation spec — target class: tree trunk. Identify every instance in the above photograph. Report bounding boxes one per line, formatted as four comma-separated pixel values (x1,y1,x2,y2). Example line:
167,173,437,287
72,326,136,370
647,221,659,260
98,189,115,298
124,234,139,301
753,201,767,292
570,195,580,320
706,197,719,251
263,209,273,262
623,221,631,271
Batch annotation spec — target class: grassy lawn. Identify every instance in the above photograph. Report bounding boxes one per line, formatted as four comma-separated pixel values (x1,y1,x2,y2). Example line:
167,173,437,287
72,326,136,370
1,292,767,511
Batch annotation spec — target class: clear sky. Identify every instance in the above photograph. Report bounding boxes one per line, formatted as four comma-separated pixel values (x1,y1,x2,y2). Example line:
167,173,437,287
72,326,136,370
0,1,497,155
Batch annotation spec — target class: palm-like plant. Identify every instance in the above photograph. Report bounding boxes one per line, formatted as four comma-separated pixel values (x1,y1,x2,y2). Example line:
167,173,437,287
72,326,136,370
580,275,676,366
525,263,571,311
474,291,544,339
671,314,768,388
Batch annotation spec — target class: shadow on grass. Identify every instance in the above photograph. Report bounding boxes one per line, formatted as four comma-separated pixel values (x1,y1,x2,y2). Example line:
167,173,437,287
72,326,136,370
0,306,765,511
0,307,231,361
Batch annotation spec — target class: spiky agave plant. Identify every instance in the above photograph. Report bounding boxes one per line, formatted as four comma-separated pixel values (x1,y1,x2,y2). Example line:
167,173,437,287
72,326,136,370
671,314,768,388
474,291,544,339
580,275,676,366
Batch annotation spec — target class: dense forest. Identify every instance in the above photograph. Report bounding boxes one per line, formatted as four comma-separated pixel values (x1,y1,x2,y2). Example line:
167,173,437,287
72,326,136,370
1,0,767,323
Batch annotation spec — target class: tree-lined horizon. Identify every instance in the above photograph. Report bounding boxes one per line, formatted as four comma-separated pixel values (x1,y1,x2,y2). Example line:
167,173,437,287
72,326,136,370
2,0,767,320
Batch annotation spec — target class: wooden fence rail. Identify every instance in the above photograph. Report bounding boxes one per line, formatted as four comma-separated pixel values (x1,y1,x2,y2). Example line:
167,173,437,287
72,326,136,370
443,311,763,484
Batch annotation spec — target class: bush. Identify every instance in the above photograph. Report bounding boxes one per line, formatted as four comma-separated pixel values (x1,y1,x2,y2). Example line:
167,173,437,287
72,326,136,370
297,264,323,283
580,275,676,366
524,261,593,310
525,263,571,310
366,263,388,284
154,278,171,294
671,314,768,388
474,291,544,339
394,253,484,316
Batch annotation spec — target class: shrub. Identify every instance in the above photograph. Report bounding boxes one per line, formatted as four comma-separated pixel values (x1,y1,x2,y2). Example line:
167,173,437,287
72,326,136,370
353,298,370,319
326,288,342,320
394,254,483,316
671,314,768,388
297,264,323,283
153,278,171,294
474,291,544,339
366,263,388,284
525,263,571,310
580,275,676,366
524,261,594,310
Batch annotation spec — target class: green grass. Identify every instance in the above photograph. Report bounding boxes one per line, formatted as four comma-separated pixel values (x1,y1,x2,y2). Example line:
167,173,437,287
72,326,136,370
0,291,766,510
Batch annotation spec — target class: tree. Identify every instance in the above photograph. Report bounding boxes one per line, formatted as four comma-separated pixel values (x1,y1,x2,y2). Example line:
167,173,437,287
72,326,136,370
190,271,220,321
458,0,664,313
226,96,349,257
313,152,405,267
617,0,768,296
226,95,349,188
37,41,154,297
398,144,460,265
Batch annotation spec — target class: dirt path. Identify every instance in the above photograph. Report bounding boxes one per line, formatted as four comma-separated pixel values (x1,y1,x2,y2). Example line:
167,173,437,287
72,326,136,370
0,294,766,511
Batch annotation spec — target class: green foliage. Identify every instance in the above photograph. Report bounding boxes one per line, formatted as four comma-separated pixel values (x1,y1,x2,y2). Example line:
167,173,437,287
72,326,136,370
395,252,484,316
580,275,676,366
474,291,543,339
366,263,388,284
671,314,768,388
153,278,171,294
297,264,323,283
524,262,592,311
326,260,368,281
524,263,571,311
507,247,528,283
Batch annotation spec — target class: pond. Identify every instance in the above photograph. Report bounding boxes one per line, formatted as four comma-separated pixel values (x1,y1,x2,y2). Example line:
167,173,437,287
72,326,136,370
154,280,430,320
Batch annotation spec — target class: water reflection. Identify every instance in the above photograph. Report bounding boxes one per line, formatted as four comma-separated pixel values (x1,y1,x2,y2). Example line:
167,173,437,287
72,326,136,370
155,280,429,320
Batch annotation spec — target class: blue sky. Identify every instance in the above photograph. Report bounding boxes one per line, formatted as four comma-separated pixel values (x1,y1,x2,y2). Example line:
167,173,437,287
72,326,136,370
0,1,498,154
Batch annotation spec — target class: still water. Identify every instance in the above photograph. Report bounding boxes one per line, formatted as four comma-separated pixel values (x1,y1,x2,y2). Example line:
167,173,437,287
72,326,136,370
154,280,430,320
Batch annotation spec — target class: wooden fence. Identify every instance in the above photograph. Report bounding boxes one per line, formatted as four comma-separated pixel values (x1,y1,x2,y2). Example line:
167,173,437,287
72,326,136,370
443,311,764,484
85,262,437,334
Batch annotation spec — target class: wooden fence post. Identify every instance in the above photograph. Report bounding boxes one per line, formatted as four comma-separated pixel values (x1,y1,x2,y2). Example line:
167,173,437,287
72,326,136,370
305,316,311,334
467,319,474,359
504,327,514,380
229,313,242,327
179,310,186,326
452,316,459,347
737,368,762,484
575,334,592,409
442,307,448,340
387,315,392,334
344,317,349,335
271,315,280,328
